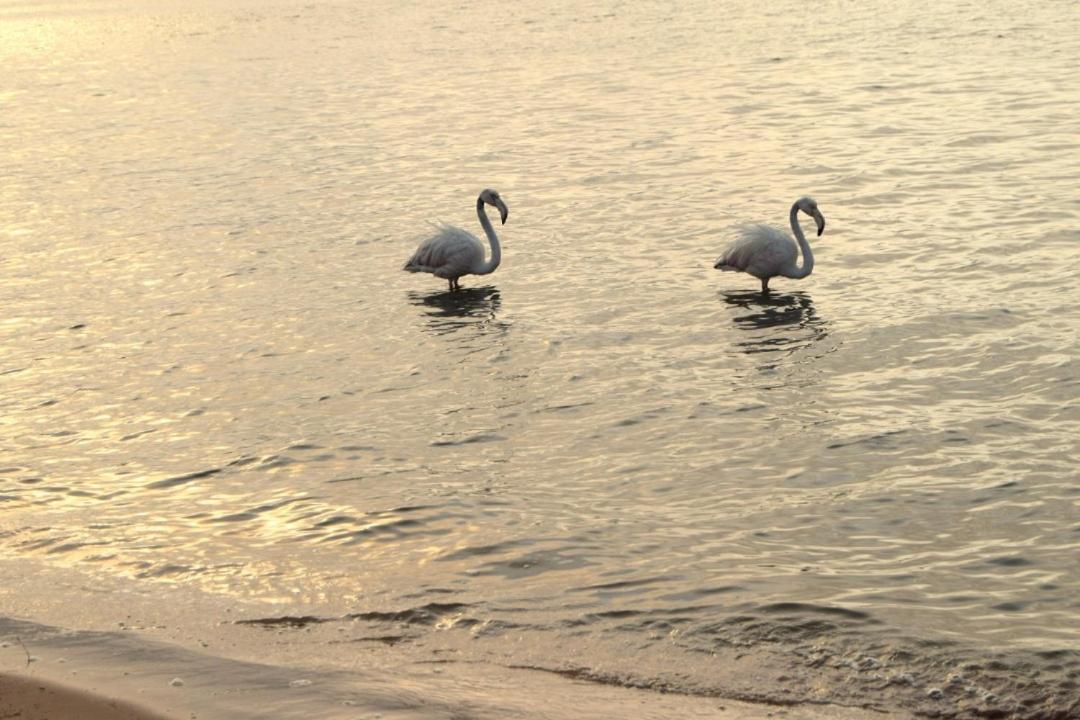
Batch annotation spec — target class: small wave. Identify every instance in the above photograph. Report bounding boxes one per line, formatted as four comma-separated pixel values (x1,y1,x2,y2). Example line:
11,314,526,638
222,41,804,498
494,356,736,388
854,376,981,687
145,468,221,490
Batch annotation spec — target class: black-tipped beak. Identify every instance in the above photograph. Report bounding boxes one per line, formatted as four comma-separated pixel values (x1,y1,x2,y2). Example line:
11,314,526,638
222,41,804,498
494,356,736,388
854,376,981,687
498,202,509,225
814,211,826,237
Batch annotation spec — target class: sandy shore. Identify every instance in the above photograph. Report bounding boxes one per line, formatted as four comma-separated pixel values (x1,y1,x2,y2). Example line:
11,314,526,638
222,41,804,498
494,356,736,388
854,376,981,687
0,627,910,720
0,673,170,720
0,558,911,720
0,664,902,720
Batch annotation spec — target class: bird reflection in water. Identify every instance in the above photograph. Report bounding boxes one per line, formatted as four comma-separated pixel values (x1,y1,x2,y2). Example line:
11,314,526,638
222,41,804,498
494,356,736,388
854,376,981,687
408,285,503,336
719,290,831,362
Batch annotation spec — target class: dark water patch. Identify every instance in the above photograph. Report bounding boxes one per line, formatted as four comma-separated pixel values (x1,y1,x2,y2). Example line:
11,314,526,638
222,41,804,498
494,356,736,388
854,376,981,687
430,433,506,447
319,518,437,545
389,505,438,513
346,635,411,645
401,587,459,599
226,456,259,468
986,556,1033,567
991,602,1029,611
573,575,678,593
652,582,747,600
587,609,643,620
757,603,875,622
504,663,718,699
47,541,106,554
326,475,364,484
146,467,221,489
438,539,530,561
826,430,908,451
212,498,306,523
348,602,472,626
120,429,156,441
236,615,328,629
20,537,60,551
470,550,596,579
213,512,257,522
539,401,594,413
136,563,194,578
313,514,358,528
258,455,297,469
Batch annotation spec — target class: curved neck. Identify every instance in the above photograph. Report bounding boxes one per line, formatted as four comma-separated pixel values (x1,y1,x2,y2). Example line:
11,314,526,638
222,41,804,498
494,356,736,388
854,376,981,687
474,196,501,275
787,202,814,279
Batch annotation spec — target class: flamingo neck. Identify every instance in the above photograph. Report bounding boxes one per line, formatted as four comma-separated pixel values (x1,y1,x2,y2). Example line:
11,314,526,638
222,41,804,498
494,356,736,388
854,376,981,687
474,196,501,275
786,202,814,279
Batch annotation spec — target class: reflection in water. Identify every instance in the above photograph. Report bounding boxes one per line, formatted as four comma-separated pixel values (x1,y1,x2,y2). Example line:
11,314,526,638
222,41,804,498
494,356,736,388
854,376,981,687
408,285,503,336
719,290,830,361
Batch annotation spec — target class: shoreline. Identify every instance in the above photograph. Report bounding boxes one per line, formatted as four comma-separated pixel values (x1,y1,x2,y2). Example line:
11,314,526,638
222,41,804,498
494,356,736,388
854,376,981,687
0,559,913,720
1,615,908,720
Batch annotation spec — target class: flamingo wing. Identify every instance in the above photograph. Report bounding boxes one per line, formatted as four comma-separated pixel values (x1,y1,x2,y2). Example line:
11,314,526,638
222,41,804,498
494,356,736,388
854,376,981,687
404,224,483,279
715,224,797,278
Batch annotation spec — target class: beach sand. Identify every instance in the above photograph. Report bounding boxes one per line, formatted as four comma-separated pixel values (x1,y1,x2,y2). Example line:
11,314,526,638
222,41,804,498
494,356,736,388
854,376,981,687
1,664,905,720
0,563,910,720
0,673,169,720
0,544,911,720
1,616,911,720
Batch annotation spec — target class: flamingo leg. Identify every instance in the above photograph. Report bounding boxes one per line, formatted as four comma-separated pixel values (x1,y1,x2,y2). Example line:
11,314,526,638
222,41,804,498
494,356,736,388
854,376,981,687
761,278,770,294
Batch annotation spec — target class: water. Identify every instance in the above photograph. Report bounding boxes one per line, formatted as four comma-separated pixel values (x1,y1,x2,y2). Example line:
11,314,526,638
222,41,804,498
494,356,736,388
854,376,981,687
2,0,1079,717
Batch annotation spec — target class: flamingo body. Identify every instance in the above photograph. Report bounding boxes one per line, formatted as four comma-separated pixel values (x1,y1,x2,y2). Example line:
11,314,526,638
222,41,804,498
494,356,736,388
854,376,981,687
715,223,801,280
714,197,825,293
405,225,488,280
404,189,508,292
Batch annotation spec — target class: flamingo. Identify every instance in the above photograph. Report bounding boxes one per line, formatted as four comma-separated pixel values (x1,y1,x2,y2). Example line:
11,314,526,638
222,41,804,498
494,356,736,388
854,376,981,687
403,188,509,292
714,197,826,293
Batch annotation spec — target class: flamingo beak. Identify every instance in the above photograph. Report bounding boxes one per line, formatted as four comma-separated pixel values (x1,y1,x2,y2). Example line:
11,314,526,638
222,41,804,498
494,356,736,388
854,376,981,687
496,198,509,225
813,209,826,237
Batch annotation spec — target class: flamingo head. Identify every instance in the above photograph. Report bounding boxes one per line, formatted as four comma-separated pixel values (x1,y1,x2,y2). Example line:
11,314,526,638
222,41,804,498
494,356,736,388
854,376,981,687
480,188,509,225
796,196,825,236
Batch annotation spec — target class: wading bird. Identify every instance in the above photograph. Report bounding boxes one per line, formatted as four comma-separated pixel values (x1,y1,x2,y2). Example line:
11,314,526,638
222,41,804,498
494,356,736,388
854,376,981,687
714,197,826,293
404,189,509,292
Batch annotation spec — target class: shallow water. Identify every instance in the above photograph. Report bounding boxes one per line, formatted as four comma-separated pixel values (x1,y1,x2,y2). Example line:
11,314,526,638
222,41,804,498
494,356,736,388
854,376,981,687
2,0,1079,717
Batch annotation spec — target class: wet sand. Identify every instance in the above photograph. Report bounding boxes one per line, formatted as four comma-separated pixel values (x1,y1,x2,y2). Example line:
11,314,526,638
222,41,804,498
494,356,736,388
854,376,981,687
2,659,909,720
0,673,169,720
0,559,914,720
